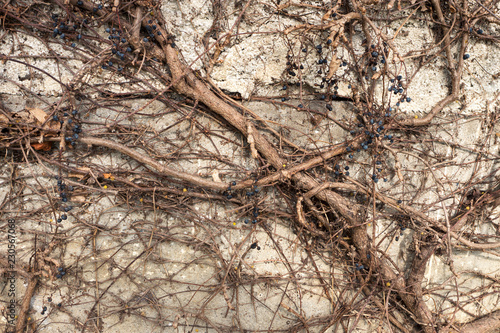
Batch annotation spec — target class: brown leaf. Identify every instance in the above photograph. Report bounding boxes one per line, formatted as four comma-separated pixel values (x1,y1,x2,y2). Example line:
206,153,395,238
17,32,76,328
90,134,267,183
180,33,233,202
31,142,53,151
27,107,48,124
71,195,87,203
326,58,341,80
25,107,61,134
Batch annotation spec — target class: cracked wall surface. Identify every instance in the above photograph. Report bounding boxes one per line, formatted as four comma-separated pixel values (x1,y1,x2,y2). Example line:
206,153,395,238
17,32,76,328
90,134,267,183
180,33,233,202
1,0,500,332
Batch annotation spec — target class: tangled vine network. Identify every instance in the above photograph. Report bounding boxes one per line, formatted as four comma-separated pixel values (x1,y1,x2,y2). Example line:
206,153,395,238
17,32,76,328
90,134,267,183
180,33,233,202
1,0,500,332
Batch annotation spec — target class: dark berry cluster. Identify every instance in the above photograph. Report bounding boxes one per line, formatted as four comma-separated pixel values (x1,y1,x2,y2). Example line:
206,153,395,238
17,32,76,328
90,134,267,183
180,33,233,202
93,3,104,12
242,181,261,224
332,164,350,178
349,109,393,154
368,44,386,72
51,14,75,40
144,20,162,39
388,75,412,106
103,27,132,71
281,37,352,110
373,160,389,183
394,221,407,242
224,181,237,199
361,43,388,79
246,182,260,197
286,55,298,77
341,105,402,186
49,10,144,72
355,262,364,271
469,27,484,35
252,206,259,217
250,242,261,250
244,204,261,225
50,13,88,48
54,108,81,146
55,175,74,221
55,266,67,279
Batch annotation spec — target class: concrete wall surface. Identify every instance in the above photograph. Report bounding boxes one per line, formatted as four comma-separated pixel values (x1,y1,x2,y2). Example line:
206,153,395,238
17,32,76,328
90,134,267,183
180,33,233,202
0,0,499,332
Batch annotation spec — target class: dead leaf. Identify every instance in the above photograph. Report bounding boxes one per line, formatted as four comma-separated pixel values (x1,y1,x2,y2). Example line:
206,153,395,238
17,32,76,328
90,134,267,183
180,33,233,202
16,110,32,123
371,71,382,80
31,142,52,151
27,107,48,124
212,170,221,183
326,58,341,80
68,173,85,180
26,107,61,134
71,195,87,203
